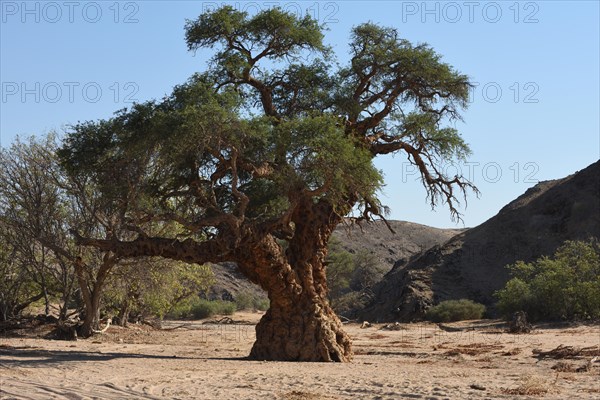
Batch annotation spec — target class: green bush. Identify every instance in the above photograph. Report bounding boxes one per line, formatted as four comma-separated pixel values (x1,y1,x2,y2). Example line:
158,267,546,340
253,297,270,311
166,297,236,319
192,299,236,319
234,291,270,311
104,262,215,322
325,238,355,299
495,239,600,321
425,299,486,322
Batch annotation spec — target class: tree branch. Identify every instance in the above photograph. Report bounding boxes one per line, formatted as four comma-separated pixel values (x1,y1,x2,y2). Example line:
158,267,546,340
70,230,229,265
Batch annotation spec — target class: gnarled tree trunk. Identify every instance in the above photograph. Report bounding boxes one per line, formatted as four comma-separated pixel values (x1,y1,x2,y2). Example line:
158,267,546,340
242,199,352,362
251,286,351,362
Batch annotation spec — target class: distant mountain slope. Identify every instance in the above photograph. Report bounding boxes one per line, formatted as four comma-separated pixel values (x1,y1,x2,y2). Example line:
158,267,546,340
206,262,265,302
359,160,600,322
333,220,464,271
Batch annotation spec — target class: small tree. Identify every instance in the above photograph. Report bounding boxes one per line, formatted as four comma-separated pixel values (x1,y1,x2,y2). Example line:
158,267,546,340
325,238,356,299
350,250,385,292
325,241,384,316
0,135,127,336
0,224,46,321
0,137,78,321
104,260,214,324
495,239,600,321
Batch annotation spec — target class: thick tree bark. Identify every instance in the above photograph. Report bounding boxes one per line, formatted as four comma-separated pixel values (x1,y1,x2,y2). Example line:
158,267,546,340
241,199,353,362
250,287,352,362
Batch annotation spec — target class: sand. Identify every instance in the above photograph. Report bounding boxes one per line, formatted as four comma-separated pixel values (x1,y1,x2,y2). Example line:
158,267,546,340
1,312,599,399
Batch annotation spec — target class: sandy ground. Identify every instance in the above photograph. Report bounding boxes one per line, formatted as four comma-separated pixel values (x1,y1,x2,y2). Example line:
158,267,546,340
1,312,599,399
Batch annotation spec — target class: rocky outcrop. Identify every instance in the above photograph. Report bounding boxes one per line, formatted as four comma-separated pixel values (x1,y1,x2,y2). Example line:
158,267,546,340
360,161,600,322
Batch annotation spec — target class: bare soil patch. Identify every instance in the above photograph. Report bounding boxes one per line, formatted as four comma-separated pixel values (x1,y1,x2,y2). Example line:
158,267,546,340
1,314,599,399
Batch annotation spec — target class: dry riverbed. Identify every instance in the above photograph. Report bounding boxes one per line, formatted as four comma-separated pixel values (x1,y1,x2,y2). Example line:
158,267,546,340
1,312,599,399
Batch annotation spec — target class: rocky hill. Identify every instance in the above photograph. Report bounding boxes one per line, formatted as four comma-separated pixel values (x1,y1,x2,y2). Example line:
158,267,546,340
359,160,600,322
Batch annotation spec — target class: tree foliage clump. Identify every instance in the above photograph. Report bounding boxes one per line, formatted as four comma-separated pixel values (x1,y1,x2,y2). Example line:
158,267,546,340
233,290,270,311
495,239,600,321
425,299,486,322
0,224,48,321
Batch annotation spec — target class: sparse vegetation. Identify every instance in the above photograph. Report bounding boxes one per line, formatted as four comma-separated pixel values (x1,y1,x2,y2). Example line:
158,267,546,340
331,292,369,317
502,375,554,396
495,239,600,321
425,299,486,322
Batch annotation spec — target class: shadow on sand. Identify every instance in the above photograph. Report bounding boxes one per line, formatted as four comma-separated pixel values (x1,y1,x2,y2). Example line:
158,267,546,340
0,345,200,368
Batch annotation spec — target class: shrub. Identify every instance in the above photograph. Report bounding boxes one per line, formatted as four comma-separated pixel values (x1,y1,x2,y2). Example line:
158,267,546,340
104,262,215,323
495,239,600,321
234,291,270,311
425,299,486,322
254,297,270,311
350,251,385,292
192,299,236,318
325,239,355,299
166,297,236,319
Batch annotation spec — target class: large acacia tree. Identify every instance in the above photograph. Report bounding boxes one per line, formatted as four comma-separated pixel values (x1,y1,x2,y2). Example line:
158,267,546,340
60,7,475,361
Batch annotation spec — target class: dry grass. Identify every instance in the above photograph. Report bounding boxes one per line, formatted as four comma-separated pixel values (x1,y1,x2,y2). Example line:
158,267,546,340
366,333,388,340
502,375,556,396
379,322,406,331
579,388,600,394
552,361,577,372
501,347,522,356
389,340,412,345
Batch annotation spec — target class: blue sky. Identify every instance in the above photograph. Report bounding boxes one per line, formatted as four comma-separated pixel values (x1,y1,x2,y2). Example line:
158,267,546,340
1,1,599,228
